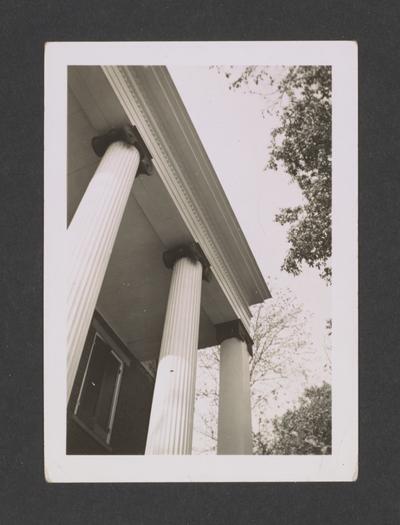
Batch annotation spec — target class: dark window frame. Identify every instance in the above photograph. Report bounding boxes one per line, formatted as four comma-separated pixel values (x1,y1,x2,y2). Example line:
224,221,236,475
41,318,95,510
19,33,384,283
73,333,124,447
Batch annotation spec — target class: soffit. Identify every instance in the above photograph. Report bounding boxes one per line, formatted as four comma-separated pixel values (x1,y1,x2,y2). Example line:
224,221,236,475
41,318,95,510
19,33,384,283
68,65,271,341
68,67,238,362
103,66,271,313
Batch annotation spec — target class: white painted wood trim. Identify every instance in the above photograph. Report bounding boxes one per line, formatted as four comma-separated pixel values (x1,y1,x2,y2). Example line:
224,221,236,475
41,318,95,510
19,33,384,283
217,337,253,455
67,141,140,399
102,66,271,333
145,257,202,454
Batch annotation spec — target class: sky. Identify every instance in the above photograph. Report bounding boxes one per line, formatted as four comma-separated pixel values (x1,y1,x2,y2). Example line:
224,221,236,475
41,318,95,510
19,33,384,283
168,66,331,452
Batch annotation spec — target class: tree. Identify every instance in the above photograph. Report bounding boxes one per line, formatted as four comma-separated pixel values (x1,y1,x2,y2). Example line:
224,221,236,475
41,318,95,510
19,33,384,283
254,382,331,455
193,286,314,454
215,66,332,283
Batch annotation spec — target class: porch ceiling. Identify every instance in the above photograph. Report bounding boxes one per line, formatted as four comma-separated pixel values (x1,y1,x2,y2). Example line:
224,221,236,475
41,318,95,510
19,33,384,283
68,72,238,363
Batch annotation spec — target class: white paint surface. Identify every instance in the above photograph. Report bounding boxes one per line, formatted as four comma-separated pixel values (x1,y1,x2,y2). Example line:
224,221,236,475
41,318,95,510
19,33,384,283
67,141,140,398
217,338,252,455
145,257,203,454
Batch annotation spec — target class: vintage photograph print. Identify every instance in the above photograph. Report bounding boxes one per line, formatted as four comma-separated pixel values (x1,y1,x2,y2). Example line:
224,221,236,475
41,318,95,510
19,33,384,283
44,42,357,482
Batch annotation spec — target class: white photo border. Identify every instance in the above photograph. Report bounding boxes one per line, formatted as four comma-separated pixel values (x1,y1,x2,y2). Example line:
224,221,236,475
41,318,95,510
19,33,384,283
44,41,358,482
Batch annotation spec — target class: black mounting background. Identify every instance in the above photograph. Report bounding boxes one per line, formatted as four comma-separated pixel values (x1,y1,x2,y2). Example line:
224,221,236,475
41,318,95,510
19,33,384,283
1,1,399,523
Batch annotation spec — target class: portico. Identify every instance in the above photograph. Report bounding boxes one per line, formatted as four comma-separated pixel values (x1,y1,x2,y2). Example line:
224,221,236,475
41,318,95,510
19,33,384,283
66,65,270,455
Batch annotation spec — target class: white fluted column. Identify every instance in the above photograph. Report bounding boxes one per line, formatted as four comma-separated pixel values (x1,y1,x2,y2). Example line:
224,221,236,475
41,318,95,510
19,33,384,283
217,322,253,454
145,254,203,454
67,140,140,399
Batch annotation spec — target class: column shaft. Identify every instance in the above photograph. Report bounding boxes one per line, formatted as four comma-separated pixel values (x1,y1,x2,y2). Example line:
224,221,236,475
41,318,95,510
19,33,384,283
217,337,252,454
67,141,140,399
145,257,202,454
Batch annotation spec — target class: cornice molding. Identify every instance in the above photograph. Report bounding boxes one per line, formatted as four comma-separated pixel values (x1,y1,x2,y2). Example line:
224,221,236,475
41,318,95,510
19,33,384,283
102,65,270,332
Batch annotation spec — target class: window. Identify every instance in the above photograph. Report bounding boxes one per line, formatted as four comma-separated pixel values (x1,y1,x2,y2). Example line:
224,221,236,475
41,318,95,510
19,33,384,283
74,334,123,445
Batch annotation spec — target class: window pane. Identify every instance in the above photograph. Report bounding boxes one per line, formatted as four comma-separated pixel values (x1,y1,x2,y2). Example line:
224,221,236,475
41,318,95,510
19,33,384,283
77,337,109,423
95,352,120,433
76,336,122,443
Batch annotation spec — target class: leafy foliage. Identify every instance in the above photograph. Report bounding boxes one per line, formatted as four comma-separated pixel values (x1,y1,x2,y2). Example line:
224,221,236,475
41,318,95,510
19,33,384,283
216,66,332,282
254,382,331,455
270,67,332,282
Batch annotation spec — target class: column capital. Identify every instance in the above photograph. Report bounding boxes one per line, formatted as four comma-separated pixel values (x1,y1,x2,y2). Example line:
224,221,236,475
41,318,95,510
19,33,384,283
92,125,153,176
163,242,212,282
216,319,253,356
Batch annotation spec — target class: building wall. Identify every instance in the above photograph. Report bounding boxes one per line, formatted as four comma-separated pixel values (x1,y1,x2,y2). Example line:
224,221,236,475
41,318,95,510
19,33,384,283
67,312,155,454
